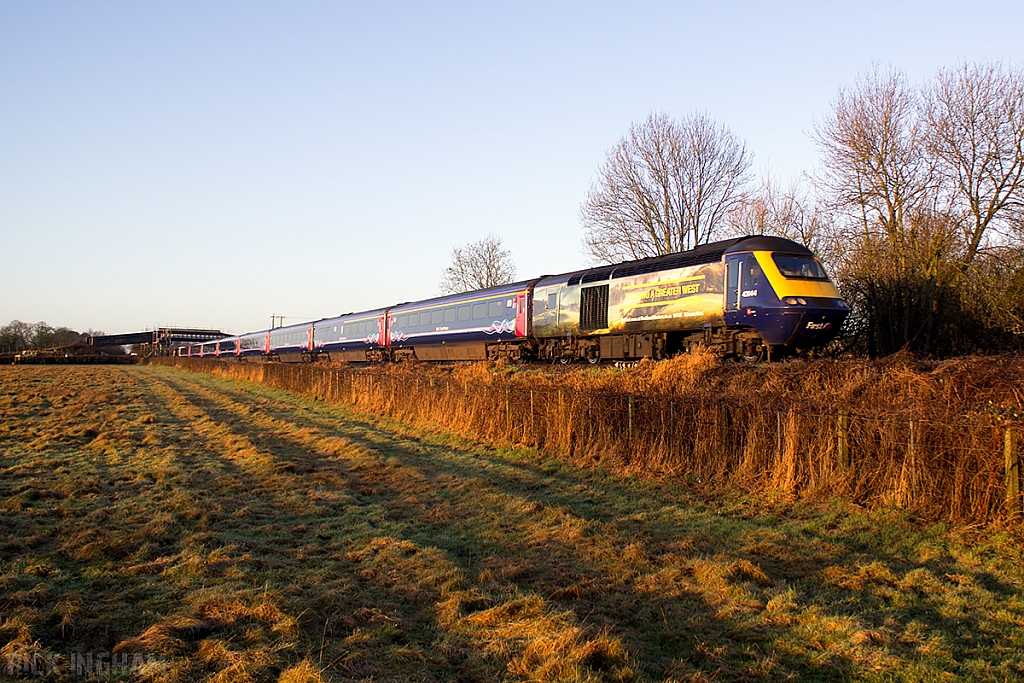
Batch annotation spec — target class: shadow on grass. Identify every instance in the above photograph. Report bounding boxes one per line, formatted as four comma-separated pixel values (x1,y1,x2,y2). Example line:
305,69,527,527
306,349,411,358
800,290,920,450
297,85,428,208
146,366,1024,681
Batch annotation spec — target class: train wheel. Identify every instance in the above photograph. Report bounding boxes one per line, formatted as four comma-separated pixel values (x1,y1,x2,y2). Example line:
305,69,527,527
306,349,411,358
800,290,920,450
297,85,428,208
741,345,765,363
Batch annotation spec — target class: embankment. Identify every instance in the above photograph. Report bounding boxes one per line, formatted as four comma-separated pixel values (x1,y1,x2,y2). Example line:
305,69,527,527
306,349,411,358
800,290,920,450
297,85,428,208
148,353,1024,525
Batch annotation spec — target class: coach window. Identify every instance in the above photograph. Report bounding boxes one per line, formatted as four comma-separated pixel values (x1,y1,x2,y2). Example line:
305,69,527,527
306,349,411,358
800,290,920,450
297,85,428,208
418,312,429,327
431,310,442,325
442,308,454,323
458,305,471,322
473,303,487,319
547,293,557,310
397,315,407,328
488,300,502,318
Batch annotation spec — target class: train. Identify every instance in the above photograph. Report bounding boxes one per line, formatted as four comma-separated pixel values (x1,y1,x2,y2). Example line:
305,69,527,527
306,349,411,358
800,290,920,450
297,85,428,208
178,235,848,364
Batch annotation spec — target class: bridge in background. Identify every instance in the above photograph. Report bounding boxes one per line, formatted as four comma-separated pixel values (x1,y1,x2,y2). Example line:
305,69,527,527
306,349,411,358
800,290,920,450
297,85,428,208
3,328,227,364
88,328,225,356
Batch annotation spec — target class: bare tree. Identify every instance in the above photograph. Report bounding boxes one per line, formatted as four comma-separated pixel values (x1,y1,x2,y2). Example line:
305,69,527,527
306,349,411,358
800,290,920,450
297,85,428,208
727,175,833,250
0,320,32,354
439,234,516,294
812,66,966,355
0,320,86,353
581,111,752,263
813,66,938,273
924,61,1024,267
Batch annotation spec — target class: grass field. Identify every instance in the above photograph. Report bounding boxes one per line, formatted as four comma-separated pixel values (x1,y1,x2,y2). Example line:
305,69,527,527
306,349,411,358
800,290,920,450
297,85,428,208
2,365,1024,682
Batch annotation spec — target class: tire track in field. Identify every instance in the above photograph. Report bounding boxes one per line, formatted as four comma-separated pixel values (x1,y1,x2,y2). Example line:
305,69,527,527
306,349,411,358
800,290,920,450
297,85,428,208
142,367,790,676
141,367,677,677
133,368,471,677
156,367,642,571
137,367,597,679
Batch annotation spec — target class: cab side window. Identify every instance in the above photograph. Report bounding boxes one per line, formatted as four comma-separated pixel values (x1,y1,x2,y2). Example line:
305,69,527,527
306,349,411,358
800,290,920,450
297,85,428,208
743,260,761,288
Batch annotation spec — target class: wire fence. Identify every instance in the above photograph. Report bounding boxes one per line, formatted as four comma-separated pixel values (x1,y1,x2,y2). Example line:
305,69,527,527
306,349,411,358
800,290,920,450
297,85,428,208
148,358,1022,525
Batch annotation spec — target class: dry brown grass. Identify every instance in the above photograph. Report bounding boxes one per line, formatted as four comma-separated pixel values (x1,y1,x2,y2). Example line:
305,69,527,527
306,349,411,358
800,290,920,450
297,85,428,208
152,352,1024,525
5,364,1024,681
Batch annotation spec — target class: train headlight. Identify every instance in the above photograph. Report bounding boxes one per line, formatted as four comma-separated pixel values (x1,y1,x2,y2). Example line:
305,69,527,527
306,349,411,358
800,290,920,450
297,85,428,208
783,297,807,305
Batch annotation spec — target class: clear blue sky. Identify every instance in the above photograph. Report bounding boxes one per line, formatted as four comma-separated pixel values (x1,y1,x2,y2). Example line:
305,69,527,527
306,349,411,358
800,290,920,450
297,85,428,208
2,1,1022,335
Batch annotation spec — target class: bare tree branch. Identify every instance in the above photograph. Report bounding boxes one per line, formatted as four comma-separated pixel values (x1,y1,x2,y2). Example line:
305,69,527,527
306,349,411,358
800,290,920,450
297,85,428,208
812,65,936,274
924,61,1024,266
439,234,516,294
581,111,752,263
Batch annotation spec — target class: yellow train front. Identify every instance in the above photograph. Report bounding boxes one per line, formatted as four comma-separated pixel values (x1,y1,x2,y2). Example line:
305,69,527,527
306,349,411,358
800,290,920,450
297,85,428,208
530,235,847,361
720,236,848,357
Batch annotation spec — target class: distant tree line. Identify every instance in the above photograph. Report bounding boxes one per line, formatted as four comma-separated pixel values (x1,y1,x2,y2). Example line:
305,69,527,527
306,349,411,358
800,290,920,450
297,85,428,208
0,320,91,354
582,61,1024,357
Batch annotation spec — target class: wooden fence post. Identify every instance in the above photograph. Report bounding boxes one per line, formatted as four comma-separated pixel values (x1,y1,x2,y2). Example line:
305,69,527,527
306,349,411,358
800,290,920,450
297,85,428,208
897,420,917,508
838,409,850,468
627,395,635,448
718,404,728,457
529,390,535,444
505,385,511,437
1006,426,1020,517
776,411,783,460
558,390,565,449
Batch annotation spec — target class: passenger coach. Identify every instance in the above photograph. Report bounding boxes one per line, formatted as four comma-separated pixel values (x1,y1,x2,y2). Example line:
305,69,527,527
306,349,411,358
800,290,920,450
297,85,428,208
175,235,847,363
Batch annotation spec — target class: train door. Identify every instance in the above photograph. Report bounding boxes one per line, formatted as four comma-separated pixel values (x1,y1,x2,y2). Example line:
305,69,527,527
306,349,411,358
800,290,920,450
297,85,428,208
515,293,528,337
725,254,744,312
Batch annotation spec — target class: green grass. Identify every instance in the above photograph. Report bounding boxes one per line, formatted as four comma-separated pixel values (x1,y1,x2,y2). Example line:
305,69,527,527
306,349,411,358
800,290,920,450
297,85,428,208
1,365,1024,681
